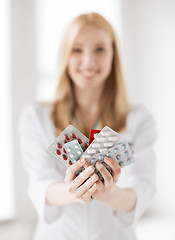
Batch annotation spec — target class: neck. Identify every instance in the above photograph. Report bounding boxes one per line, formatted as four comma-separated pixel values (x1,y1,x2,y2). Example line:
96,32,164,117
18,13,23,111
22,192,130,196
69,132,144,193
74,86,104,114
73,85,104,130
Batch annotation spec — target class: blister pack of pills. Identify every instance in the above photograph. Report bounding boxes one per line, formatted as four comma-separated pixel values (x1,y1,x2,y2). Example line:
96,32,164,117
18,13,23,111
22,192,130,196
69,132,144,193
81,126,134,167
46,125,89,167
81,126,120,159
46,125,135,180
87,142,134,168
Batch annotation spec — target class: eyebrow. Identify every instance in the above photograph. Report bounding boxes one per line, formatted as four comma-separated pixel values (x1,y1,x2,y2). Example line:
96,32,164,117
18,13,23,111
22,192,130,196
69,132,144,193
73,41,108,46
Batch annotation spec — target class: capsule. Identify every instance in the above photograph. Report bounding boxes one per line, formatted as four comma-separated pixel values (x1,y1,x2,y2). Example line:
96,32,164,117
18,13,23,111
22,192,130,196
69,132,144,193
56,149,61,155
72,133,76,139
57,143,62,149
64,134,70,140
62,155,67,160
78,138,82,144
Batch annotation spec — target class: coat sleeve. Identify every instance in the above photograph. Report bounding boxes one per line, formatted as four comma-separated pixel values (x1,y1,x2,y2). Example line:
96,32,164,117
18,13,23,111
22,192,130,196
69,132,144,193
113,107,157,228
19,105,65,224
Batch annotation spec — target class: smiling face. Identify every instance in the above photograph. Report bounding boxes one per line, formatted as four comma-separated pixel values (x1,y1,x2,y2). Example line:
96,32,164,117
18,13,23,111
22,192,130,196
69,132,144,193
67,25,114,90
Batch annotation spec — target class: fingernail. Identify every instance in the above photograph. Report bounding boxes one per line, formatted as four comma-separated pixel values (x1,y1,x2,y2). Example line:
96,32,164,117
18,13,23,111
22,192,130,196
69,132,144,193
96,162,101,167
87,166,94,172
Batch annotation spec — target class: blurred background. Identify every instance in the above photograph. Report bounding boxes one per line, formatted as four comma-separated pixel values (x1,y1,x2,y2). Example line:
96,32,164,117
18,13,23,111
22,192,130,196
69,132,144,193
0,0,175,239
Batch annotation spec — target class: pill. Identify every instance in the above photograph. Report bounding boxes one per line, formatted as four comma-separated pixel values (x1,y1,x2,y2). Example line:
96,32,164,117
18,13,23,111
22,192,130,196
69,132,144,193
64,134,70,140
62,155,67,160
83,154,91,159
104,142,113,147
78,138,82,144
127,158,132,164
97,137,106,142
109,136,119,141
106,151,111,157
114,148,119,154
116,154,121,160
63,148,66,153
74,144,79,149
67,147,71,152
124,151,129,157
84,143,88,148
91,158,96,164
99,155,104,161
70,154,74,158
57,143,62,149
69,160,72,165
56,149,61,155
122,144,126,150
92,143,101,148
119,162,124,167
77,150,82,155
87,149,96,154
72,133,77,139
101,131,110,136
99,148,107,152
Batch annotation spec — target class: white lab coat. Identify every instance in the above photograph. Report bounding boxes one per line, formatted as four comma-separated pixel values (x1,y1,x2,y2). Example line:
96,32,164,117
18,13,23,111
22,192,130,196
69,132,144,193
19,102,157,240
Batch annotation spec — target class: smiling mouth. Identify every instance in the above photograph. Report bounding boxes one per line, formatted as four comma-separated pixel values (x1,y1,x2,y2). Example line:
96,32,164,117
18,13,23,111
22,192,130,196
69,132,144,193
80,70,99,79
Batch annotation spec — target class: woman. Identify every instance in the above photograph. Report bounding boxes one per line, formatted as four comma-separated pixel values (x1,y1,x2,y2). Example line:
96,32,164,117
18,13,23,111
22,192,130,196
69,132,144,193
19,12,156,240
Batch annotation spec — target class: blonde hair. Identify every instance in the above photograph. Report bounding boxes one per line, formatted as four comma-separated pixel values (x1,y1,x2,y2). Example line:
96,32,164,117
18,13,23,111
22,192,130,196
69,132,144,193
50,12,129,137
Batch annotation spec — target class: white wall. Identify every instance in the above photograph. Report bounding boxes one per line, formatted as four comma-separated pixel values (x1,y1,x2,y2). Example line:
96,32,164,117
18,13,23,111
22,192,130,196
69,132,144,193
121,0,175,239
11,0,37,220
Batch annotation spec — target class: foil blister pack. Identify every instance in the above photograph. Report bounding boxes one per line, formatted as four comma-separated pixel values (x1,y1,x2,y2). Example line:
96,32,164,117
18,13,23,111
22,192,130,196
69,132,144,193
46,125,135,172
86,142,134,168
46,125,89,167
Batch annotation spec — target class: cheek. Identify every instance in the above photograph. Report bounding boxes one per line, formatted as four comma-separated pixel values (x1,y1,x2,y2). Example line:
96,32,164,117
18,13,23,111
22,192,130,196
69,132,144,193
100,54,113,72
67,57,78,75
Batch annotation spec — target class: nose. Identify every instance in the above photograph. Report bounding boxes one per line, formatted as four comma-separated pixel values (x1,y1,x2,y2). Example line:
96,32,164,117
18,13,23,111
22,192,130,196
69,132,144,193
81,51,96,71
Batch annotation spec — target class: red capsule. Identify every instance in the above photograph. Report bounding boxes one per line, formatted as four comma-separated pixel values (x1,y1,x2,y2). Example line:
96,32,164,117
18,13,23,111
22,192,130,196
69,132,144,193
64,134,70,140
63,148,66,154
64,140,68,144
69,160,72,165
62,154,67,160
57,143,62,149
72,133,76,139
84,143,88,148
56,149,61,155
78,138,82,144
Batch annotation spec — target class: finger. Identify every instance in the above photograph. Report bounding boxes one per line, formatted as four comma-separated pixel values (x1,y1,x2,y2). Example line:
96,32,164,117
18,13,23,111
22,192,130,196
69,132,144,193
64,157,86,183
68,165,95,192
81,182,98,201
96,161,113,188
83,161,91,169
75,173,99,197
94,178,103,192
104,156,121,182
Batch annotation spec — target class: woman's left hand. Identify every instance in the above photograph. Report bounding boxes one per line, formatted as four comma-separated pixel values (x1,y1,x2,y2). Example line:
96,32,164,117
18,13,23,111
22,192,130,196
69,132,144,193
91,156,121,202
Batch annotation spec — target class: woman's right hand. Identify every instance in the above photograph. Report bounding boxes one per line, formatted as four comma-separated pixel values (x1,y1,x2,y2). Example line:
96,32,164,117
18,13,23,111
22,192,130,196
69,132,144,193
64,158,99,204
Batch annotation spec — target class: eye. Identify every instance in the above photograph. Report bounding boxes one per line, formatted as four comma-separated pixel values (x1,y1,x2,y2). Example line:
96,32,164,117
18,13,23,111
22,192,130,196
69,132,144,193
95,47,104,52
72,48,82,53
